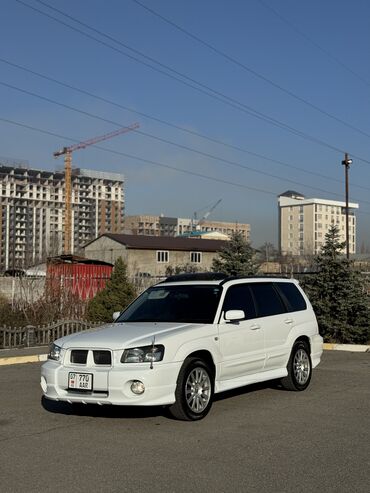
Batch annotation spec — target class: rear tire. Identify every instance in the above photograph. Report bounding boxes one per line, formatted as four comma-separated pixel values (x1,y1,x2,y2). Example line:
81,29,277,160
280,341,312,391
168,357,214,421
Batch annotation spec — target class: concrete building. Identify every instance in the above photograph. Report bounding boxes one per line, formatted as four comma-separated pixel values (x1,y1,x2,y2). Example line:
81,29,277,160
124,215,250,241
84,233,228,278
0,164,124,270
278,190,359,256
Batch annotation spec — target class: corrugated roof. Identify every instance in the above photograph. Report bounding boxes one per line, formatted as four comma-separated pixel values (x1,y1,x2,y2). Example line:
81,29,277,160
86,233,228,252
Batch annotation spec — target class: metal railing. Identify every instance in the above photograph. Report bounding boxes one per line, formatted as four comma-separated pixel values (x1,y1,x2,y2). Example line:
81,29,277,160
0,319,100,349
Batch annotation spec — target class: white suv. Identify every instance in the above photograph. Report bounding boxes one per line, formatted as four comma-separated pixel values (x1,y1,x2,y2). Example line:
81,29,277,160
41,274,323,420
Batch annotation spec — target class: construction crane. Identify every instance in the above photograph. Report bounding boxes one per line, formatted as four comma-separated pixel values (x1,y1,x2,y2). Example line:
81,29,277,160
53,122,139,254
193,198,222,231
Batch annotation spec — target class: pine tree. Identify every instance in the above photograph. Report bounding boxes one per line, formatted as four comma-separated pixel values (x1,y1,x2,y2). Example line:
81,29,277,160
212,231,259,276
302,225,370,343
87,257,137,322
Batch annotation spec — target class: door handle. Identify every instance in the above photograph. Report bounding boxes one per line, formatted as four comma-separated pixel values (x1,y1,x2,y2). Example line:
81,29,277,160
284,318,293,324
250,323,261,330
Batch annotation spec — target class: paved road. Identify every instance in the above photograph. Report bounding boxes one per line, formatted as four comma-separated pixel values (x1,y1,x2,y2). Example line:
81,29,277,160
0,352,369,493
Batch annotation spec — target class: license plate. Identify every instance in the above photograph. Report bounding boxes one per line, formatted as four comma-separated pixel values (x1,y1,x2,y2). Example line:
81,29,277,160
68,372,93,390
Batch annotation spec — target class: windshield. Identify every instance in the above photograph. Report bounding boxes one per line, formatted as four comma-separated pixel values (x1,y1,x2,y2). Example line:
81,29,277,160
117,284,222,324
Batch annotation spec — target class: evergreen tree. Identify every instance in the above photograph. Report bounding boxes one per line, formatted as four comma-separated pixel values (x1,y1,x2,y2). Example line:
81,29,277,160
87,257,137,322
212,231,259,276
302,225,370,344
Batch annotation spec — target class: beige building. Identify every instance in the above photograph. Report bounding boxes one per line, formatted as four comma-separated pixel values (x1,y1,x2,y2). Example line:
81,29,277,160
83,233,228,277
278,191,359,256
0,164,124,270
124,215,250,241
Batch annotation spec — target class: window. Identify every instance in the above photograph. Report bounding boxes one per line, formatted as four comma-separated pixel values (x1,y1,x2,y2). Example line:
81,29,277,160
222,284,256,320
190,252,202,263
275,282,307,312
156,251,169,263
250,283,286,317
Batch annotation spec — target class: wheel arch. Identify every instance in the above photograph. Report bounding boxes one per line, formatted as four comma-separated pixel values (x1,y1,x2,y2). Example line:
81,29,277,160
180,350,216,380
294,335,311,352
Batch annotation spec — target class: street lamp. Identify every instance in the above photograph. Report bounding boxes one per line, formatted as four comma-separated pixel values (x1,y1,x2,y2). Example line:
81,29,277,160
341,153,353,260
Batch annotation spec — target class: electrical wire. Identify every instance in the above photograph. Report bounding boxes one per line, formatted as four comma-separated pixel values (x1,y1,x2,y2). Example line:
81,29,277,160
2,56,370,192
13,0,370,165
131,0,370,139
257,0,370,90
2,79,370,204
1,115,370,215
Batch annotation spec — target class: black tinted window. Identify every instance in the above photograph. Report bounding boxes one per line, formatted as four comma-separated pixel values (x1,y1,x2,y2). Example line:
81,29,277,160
275,282,307,312
250,283,286,317
222,284,256,320
117,285,222,324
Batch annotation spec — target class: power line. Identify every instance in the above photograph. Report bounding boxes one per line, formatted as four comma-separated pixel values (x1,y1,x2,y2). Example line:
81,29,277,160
2,79,370,203
258,0,370,90
2,115,370,215
14,0,370,165
3,56,370,192
131,0,370,139
0,116,276,197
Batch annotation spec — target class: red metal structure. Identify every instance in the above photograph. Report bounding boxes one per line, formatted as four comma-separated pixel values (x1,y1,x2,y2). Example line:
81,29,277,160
47,255,113,301
53,122,140,254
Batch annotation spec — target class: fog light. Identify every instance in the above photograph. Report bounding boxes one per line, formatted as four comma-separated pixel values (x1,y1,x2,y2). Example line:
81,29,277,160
40,376,47,393
130,380,145,395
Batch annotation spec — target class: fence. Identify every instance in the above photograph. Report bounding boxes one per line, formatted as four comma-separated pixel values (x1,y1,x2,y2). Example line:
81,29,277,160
0,320,100,350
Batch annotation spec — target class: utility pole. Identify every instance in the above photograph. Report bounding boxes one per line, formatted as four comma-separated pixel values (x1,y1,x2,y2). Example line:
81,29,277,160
341,153,353,260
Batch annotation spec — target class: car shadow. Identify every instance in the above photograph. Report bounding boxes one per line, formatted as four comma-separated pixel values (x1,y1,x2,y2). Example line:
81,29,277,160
41,381,283,420
41,396,165,419
214,380,281,402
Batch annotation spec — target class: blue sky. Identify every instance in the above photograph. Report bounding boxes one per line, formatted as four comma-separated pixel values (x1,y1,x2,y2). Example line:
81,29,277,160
1,0,370,248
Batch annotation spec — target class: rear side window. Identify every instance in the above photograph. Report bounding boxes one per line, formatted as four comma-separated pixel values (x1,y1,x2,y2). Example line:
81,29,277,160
249,283,286,318
222,284,256,320
275,282,307,312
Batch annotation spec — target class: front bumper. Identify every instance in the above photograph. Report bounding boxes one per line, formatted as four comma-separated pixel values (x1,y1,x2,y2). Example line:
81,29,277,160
41,359,182,406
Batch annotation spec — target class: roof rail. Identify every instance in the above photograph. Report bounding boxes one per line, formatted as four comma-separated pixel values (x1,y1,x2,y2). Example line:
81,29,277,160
220,274,289,285
163,272,227,283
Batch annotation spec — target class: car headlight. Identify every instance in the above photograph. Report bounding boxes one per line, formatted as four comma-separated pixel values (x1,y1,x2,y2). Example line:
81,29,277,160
48,343,62,361
121,345,165,363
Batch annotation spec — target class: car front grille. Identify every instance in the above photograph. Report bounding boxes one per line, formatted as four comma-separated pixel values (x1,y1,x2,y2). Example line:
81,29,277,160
93,350,111,366
69,349,112,366
71,350,88,364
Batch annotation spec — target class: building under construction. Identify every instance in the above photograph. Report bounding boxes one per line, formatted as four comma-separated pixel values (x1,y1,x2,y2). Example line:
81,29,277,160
0,164,125,271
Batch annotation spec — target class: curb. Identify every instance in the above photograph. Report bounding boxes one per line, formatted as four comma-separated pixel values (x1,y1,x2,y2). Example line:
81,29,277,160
0,353,48,366
0,343,369,367
323,343,370,353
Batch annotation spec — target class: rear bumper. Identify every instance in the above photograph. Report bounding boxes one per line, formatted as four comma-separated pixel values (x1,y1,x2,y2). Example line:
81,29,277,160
41,359,182,406
311,334,324,368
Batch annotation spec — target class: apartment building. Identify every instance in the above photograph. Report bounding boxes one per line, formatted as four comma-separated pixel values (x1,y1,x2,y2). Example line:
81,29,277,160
124,215,250,241
0,165,124,270
278,190,359,256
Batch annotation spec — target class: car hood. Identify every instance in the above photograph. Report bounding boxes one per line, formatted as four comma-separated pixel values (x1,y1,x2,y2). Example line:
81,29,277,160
55,321,201,350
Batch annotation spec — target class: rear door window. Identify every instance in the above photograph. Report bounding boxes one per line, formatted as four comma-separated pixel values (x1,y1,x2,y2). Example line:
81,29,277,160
275,282,307,312
222,284,256,320
249,283,286,318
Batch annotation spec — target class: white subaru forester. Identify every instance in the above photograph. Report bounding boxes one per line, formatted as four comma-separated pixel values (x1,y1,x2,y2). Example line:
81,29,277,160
41,274,323,420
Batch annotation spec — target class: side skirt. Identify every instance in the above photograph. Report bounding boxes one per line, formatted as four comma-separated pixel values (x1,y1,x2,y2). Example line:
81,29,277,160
214,368,288,394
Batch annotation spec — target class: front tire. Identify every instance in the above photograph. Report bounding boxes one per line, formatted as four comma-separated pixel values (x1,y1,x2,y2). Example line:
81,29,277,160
280,341,312,391
169,357,214,421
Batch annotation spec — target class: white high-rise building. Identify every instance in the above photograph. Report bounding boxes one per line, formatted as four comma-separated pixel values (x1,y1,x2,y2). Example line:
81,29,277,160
278,190,359,256
0,164,124,270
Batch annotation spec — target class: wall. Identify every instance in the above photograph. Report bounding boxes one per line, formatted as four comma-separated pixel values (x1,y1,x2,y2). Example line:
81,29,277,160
0,277,45,303
84,237,220,277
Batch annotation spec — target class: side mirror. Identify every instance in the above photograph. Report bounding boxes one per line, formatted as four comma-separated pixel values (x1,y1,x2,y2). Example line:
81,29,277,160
224,310,245,322
112,311,121,322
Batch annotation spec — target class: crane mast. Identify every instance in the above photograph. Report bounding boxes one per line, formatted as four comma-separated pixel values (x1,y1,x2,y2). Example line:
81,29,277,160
53,123,139,254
